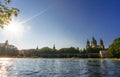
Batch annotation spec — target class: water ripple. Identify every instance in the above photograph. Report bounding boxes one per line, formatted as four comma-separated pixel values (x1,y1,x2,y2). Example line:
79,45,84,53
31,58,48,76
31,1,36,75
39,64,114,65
0,58,120,77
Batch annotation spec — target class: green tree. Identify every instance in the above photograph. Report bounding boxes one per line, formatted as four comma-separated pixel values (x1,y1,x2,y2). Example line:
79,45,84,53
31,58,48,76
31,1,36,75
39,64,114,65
58,47,79,53
108,37,120,58
0,41,19,56
0,0,19,28
39,47,53,54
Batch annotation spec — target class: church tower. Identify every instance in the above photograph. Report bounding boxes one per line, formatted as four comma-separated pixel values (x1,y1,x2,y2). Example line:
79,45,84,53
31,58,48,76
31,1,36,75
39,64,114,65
86,40,90,49
91,37,97,48
36,45,38,50
53,44,56,51
100,39,104,49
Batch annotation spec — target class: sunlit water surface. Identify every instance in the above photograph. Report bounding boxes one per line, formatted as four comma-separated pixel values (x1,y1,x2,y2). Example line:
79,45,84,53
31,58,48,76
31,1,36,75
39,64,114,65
0,58,120,77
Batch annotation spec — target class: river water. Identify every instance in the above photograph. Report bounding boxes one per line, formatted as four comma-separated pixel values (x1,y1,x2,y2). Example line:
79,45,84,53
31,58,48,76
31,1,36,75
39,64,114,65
0,58,120,77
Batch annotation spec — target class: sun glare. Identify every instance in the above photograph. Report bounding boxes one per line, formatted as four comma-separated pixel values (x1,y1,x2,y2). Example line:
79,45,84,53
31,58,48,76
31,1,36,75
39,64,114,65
6,22,21,34
3,20,25,38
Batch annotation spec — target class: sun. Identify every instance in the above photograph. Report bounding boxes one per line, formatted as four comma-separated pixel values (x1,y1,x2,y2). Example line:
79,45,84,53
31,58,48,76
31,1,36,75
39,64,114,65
3,20,25,38
6,22,21,34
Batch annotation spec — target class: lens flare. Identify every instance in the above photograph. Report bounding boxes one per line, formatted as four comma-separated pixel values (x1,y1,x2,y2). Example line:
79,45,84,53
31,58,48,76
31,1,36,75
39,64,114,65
2,19,25,38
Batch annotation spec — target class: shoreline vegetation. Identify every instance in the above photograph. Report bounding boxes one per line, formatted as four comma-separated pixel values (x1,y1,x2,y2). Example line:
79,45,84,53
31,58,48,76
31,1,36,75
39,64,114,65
0,37,120,58
0,56,120,60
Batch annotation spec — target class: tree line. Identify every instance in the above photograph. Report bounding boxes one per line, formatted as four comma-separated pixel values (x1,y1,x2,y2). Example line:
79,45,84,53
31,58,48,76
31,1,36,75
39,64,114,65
20,46,101,58
0,40,19,57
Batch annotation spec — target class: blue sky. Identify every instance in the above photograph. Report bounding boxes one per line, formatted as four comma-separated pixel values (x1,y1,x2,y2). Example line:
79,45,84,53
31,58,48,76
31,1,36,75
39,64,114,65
0,0,120,49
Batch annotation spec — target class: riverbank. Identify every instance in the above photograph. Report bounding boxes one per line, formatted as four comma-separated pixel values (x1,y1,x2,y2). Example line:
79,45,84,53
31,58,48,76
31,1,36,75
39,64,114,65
0,56,120,60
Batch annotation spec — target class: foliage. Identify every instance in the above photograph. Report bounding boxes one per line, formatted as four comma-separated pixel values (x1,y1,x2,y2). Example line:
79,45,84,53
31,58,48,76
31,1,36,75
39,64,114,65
108,37,120,58
0,40,19,56
21,46,101,58
39,47,53,54
58,47,79,53
80,48,87,54
0,0,19,28
21,47,80,58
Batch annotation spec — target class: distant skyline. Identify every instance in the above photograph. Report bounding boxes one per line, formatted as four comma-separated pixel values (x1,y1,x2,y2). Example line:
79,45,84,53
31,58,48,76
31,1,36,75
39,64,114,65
0,0,120,49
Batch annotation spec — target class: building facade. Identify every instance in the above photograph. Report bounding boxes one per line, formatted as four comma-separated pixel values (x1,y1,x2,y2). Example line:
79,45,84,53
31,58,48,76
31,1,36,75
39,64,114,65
86,37,105,50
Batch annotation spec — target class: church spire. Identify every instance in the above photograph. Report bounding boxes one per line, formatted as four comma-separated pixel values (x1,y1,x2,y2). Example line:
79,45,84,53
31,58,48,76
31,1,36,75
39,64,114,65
36,45,38,50
53,44,56,51
86,40,90,49
100,38,104,49
91,37,97,48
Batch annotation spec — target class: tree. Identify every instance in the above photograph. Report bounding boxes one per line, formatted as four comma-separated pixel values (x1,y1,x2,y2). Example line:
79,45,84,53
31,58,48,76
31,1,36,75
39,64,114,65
108,37,120,58
39,47,53,54
0,40,19,56
0,0,19,28
58,47,79,53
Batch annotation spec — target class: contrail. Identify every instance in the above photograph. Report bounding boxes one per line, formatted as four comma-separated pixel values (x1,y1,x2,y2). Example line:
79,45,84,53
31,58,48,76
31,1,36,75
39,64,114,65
20,7,49,25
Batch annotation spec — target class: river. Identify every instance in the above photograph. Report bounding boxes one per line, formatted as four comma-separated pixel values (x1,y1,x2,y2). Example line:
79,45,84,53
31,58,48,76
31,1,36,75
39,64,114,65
0,58,120,77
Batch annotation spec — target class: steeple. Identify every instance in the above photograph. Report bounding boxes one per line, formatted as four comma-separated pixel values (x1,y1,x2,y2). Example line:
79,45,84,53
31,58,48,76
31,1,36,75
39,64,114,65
91,37,97,48
100,38,103,45
53,44,56,51
86,40,90,49
36,45,38,50
100,38,104,49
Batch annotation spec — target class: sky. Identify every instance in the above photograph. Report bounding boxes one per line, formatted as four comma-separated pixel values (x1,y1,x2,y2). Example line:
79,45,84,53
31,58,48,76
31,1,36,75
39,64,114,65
0,0,120,50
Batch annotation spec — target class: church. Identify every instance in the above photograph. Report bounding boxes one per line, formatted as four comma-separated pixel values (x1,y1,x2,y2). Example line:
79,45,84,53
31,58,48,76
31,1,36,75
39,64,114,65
86,37,105,50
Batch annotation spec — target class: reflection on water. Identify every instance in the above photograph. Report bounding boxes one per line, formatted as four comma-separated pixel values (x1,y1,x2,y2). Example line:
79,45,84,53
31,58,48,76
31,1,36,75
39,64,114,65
0,58,120,77
0,58,14,77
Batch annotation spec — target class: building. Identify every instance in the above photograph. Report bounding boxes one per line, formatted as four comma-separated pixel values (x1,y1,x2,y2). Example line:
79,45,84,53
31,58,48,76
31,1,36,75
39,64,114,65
86,37,105,50
99,50,108,58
